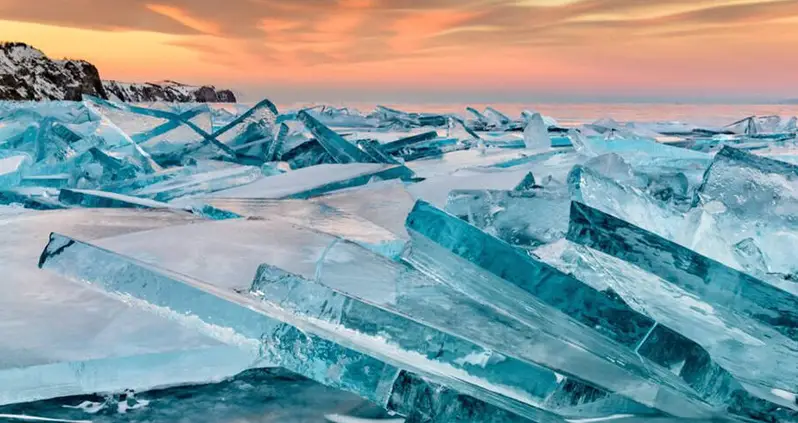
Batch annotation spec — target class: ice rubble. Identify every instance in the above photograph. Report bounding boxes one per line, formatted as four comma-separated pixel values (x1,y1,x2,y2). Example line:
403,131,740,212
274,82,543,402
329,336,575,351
1,98,797,422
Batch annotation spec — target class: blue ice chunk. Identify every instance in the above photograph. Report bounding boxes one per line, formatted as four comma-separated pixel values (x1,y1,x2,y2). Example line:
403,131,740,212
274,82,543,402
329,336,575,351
38,234,557,423
566,201,798,342
205,163,414,200
297,110,380,164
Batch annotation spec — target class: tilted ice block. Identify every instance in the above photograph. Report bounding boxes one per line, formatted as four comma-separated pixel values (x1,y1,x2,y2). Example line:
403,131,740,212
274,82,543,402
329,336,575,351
250,264,657,420
357,139,400,164
297,110,380,164
403,201,794,412
129,163,263,202
38,234,558,423
205,163,414,200
0,209,256,405
406,200,655,347
535,240,798,420
380,131,440,155
274,239,711,418
402,210,721,419
444,186,571,249
201,198,406,259
566,201,798,343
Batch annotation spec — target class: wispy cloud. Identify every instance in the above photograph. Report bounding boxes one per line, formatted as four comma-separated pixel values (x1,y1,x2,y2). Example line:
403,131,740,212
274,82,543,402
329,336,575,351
1,0,796,99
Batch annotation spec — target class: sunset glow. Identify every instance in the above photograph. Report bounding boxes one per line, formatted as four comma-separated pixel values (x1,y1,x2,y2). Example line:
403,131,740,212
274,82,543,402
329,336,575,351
1,0,796,102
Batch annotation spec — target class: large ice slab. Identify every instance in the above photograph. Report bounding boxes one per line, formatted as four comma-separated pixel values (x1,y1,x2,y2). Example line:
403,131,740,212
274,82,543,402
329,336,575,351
0,209,258,405
403,201,796,420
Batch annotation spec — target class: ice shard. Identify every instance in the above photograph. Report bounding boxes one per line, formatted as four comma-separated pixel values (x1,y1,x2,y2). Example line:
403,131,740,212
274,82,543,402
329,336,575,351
38,233,559,423
523,113,550,149
566,201,798,342
535,240,798,420
404,201,798,420
297,110,380,164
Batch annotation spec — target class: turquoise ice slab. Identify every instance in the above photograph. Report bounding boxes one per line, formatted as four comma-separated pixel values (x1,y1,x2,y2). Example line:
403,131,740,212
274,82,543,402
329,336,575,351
201,198,407,259
204,163,414,200
403,201,794,419
250,264,660,420
39,234,558,423
566,201,798,343
535,240,798,420
405,200,654,347
0,209,259,405
297,110,380,164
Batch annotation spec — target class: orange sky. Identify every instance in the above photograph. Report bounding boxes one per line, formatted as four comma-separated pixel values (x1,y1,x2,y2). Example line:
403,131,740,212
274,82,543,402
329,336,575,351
1,0,797,102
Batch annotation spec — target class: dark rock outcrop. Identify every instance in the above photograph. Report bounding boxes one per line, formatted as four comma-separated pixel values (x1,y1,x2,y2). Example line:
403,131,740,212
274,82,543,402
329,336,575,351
103,80,237,103
0,42,236,102
0,42,107,101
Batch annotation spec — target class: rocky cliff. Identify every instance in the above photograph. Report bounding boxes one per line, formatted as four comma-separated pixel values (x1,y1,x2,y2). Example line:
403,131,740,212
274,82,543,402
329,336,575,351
0,42,236,102
0,42,106,101
103,80,236,103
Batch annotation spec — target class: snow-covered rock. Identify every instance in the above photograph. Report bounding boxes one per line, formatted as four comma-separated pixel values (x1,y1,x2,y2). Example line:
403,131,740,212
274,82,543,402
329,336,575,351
0,42,236,102
103,80,237,103
0,42,106,101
